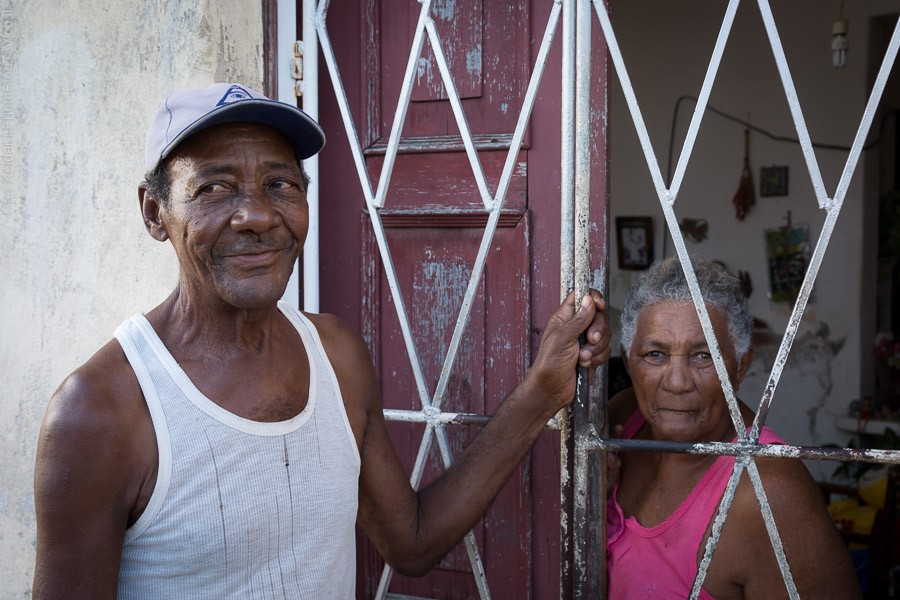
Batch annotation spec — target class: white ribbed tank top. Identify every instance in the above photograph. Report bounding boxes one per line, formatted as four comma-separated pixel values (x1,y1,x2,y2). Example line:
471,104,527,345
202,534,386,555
113,301,360,599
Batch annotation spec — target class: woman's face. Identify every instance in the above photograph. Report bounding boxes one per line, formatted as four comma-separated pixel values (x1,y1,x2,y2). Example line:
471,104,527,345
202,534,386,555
624,302,751,442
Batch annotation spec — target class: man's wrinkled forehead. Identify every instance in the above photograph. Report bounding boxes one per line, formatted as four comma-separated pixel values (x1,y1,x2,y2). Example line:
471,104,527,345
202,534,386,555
163,122,302,174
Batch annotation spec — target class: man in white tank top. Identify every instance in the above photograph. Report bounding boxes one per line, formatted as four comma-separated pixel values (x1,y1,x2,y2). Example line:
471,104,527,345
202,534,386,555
33,83,612,598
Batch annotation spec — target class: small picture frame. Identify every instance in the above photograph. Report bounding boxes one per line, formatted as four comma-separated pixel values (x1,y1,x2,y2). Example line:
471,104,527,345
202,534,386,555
616,216,653,270
760,166,789,197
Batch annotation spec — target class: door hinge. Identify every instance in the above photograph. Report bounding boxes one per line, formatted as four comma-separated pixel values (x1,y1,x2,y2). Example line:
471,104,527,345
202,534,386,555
292,40,303,98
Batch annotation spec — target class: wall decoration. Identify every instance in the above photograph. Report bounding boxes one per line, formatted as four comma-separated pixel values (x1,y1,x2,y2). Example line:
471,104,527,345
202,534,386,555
616,216,653,270
765,221,810,304
760,166,789,197
732,128,755,221
679,217,709,243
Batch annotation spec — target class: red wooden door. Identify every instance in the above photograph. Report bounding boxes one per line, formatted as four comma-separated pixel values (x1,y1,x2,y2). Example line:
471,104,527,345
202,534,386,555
312,1,608,597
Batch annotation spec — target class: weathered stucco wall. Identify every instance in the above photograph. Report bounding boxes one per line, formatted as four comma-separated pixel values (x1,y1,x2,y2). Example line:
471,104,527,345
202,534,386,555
0,0,263,595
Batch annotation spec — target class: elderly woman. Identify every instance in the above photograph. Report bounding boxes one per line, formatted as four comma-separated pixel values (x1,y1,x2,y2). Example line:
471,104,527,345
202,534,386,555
607,256,860,599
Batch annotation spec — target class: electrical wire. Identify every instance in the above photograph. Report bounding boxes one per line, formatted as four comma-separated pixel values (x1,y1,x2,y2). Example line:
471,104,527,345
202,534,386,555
665,94,895,187
659,95,896,256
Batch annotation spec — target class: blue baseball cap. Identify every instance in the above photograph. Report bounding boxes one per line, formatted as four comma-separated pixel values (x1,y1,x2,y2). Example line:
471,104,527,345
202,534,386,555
144,83,325,172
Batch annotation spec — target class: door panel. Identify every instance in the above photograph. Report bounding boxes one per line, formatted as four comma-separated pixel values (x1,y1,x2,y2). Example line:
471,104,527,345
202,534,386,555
314,1,610,597
358,210,531,597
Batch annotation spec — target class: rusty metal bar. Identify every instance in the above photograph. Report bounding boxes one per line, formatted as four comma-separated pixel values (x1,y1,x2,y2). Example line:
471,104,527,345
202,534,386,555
588,437,900,465
558,0,577,593
569,0,605,597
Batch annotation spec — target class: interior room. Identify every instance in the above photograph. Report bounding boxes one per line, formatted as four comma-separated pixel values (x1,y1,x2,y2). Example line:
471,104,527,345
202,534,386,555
606,1,899,592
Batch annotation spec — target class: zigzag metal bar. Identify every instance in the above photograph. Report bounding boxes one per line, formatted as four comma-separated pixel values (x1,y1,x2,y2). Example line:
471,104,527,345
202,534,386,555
667,0,740,199
429,2,563,414
424,18,493,210
591,0,747,438
433,425,492,599
316,12,434,411
747,461,799,599
750,15,900,439
690,460,746,600
755,0,828,209
590,3,663,201
353,2,564,597
314,3,477,592
373,0,432,210
314,9,373,205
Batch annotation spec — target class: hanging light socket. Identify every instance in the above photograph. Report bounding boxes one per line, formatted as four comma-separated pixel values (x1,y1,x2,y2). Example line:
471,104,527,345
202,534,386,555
832,2,848,68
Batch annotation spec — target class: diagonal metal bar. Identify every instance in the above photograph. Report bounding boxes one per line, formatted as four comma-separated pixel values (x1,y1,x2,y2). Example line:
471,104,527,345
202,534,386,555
666,0,740,199
746,460,799,599
754,0,828,209
433,425,492,599
690,459,747,599
315,12,433,412
428,0,563,414
372,0,432,209
318,6,489,594
327,2,563,597
424,18,493,210
591,0,747,439
751,14,900,438
589,0,667,201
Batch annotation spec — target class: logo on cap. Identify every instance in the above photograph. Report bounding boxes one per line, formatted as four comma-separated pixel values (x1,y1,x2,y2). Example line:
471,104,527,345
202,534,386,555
216,85,254,106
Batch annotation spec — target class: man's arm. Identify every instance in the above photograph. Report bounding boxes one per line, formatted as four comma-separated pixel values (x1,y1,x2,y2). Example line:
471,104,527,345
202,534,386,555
320,291,610,575
33,341,154,599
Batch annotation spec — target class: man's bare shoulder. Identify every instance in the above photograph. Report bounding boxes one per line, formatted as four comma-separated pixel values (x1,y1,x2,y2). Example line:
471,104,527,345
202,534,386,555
304,312,370,357
46,337,146,430
39,336,154,483
303,312,378,444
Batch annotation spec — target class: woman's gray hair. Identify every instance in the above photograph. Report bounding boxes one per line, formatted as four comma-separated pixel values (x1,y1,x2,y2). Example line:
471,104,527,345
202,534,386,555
619,255,753,359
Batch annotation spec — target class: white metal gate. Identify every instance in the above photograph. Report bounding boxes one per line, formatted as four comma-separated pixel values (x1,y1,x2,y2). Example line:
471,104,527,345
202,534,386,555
295,1,900,598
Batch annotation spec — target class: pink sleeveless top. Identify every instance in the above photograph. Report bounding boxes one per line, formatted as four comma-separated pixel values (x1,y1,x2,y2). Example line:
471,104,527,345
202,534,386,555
606,411,785,600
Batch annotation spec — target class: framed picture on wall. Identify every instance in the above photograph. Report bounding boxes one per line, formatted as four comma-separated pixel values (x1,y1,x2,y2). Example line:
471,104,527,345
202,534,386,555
616,216,654,270
760,166,789,197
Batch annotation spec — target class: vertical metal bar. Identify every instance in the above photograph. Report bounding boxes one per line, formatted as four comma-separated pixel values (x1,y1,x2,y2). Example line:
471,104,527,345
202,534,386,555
571,0,602,597
560,0,576,299
558,0,576,595
301,0,320,313
277,0,301,310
